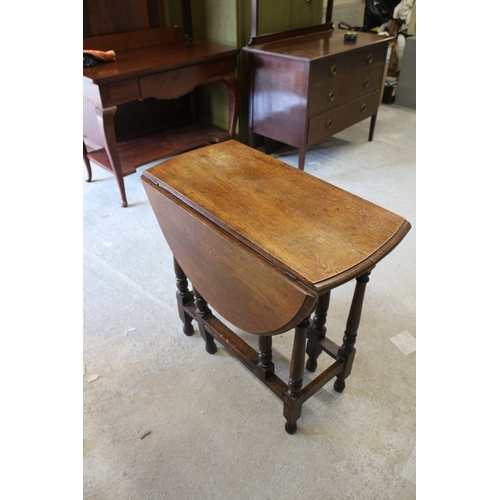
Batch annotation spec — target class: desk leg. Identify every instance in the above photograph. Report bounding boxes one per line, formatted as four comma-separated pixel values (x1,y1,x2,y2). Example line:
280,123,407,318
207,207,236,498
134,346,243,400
284,317,310,434
189,90,198,123
192,288,217,354
306,291,331,372
248,130,256,148
95,106,128,207
173,258,194,336
334,270,371,392
221,75,241,139
83,142,92,182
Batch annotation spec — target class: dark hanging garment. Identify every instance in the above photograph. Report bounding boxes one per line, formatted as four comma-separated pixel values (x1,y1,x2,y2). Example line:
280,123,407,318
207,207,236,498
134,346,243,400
364,0,401,30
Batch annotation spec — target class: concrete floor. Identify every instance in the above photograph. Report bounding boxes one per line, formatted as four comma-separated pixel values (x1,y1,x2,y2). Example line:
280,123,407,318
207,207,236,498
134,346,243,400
83,103,416,499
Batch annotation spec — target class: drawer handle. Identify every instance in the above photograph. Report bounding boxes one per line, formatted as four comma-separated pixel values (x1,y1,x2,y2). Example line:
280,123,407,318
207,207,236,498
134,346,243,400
360,103,367,112
330,64,337,76
363,77,370,87
366,53,373,64
326,118,333,129
328,91,335,101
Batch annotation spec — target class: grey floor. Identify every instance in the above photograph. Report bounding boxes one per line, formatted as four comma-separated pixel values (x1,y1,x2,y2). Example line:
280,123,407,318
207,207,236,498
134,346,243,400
83,103,416,500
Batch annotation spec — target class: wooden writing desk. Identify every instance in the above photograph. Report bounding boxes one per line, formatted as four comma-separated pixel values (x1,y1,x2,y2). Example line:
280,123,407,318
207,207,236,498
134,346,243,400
83,27,240,207
142,140,410,433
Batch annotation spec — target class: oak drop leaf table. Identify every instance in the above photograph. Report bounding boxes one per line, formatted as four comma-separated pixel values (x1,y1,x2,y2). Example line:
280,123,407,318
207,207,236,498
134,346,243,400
142,140,411,434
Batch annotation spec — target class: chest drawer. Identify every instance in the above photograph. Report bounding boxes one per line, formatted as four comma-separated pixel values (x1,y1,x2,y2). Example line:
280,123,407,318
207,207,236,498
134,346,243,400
307,91,380,144
308,64,384,116
309,43,387,89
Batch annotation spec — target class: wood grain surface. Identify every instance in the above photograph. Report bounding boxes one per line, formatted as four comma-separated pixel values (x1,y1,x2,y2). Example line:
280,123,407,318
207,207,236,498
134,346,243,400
143,141,410,291
143,178,317,335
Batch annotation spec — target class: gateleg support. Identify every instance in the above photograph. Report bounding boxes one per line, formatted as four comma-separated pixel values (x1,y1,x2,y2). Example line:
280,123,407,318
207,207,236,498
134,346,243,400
257,335,275,380
283,317,310,434
334,269,372,392
193,287,217,354
306,291,331,372
173,258,194,336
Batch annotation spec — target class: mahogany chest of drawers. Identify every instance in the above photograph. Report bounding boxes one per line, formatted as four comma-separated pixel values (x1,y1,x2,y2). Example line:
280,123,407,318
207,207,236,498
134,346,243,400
244,29,392,170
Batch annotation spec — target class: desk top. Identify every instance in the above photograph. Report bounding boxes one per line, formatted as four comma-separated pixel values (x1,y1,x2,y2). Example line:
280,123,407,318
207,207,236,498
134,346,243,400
83,39,239,85
143,141,410,293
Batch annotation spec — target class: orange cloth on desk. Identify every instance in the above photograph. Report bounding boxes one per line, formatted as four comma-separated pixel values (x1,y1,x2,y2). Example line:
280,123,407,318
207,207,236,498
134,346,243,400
83,49,116,62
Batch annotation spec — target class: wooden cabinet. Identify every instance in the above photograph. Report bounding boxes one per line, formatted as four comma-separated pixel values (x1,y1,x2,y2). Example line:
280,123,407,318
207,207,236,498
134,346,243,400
244,1,392,170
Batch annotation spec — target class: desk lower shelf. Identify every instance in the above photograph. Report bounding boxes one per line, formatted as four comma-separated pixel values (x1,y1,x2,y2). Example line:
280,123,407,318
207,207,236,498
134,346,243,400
86,122,230,176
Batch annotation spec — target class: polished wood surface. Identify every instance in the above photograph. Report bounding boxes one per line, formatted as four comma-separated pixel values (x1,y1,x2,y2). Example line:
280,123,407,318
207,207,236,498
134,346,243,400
83,26,240,207
245,22,392,170
142,180,317,335
250,30,386,58
84,31,239,85
142,141,410,433
144,140,409,292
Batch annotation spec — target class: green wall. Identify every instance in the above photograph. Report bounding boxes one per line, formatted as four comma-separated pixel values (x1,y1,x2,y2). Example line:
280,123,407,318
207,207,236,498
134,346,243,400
255,0,324,35
188,0,323,143
163,0,185,27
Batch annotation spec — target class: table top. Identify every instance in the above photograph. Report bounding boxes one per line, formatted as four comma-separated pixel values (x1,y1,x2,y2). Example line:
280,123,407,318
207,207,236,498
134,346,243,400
83,39,239,85
143,140,410,293
244,30,391,60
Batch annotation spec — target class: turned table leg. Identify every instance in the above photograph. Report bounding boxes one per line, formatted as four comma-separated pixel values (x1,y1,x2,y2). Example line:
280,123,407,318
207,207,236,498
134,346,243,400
258,335,274,378
173,258,194,336
334,270,372,393
306,291,331,372
192,288,217,354
283,316,311,434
